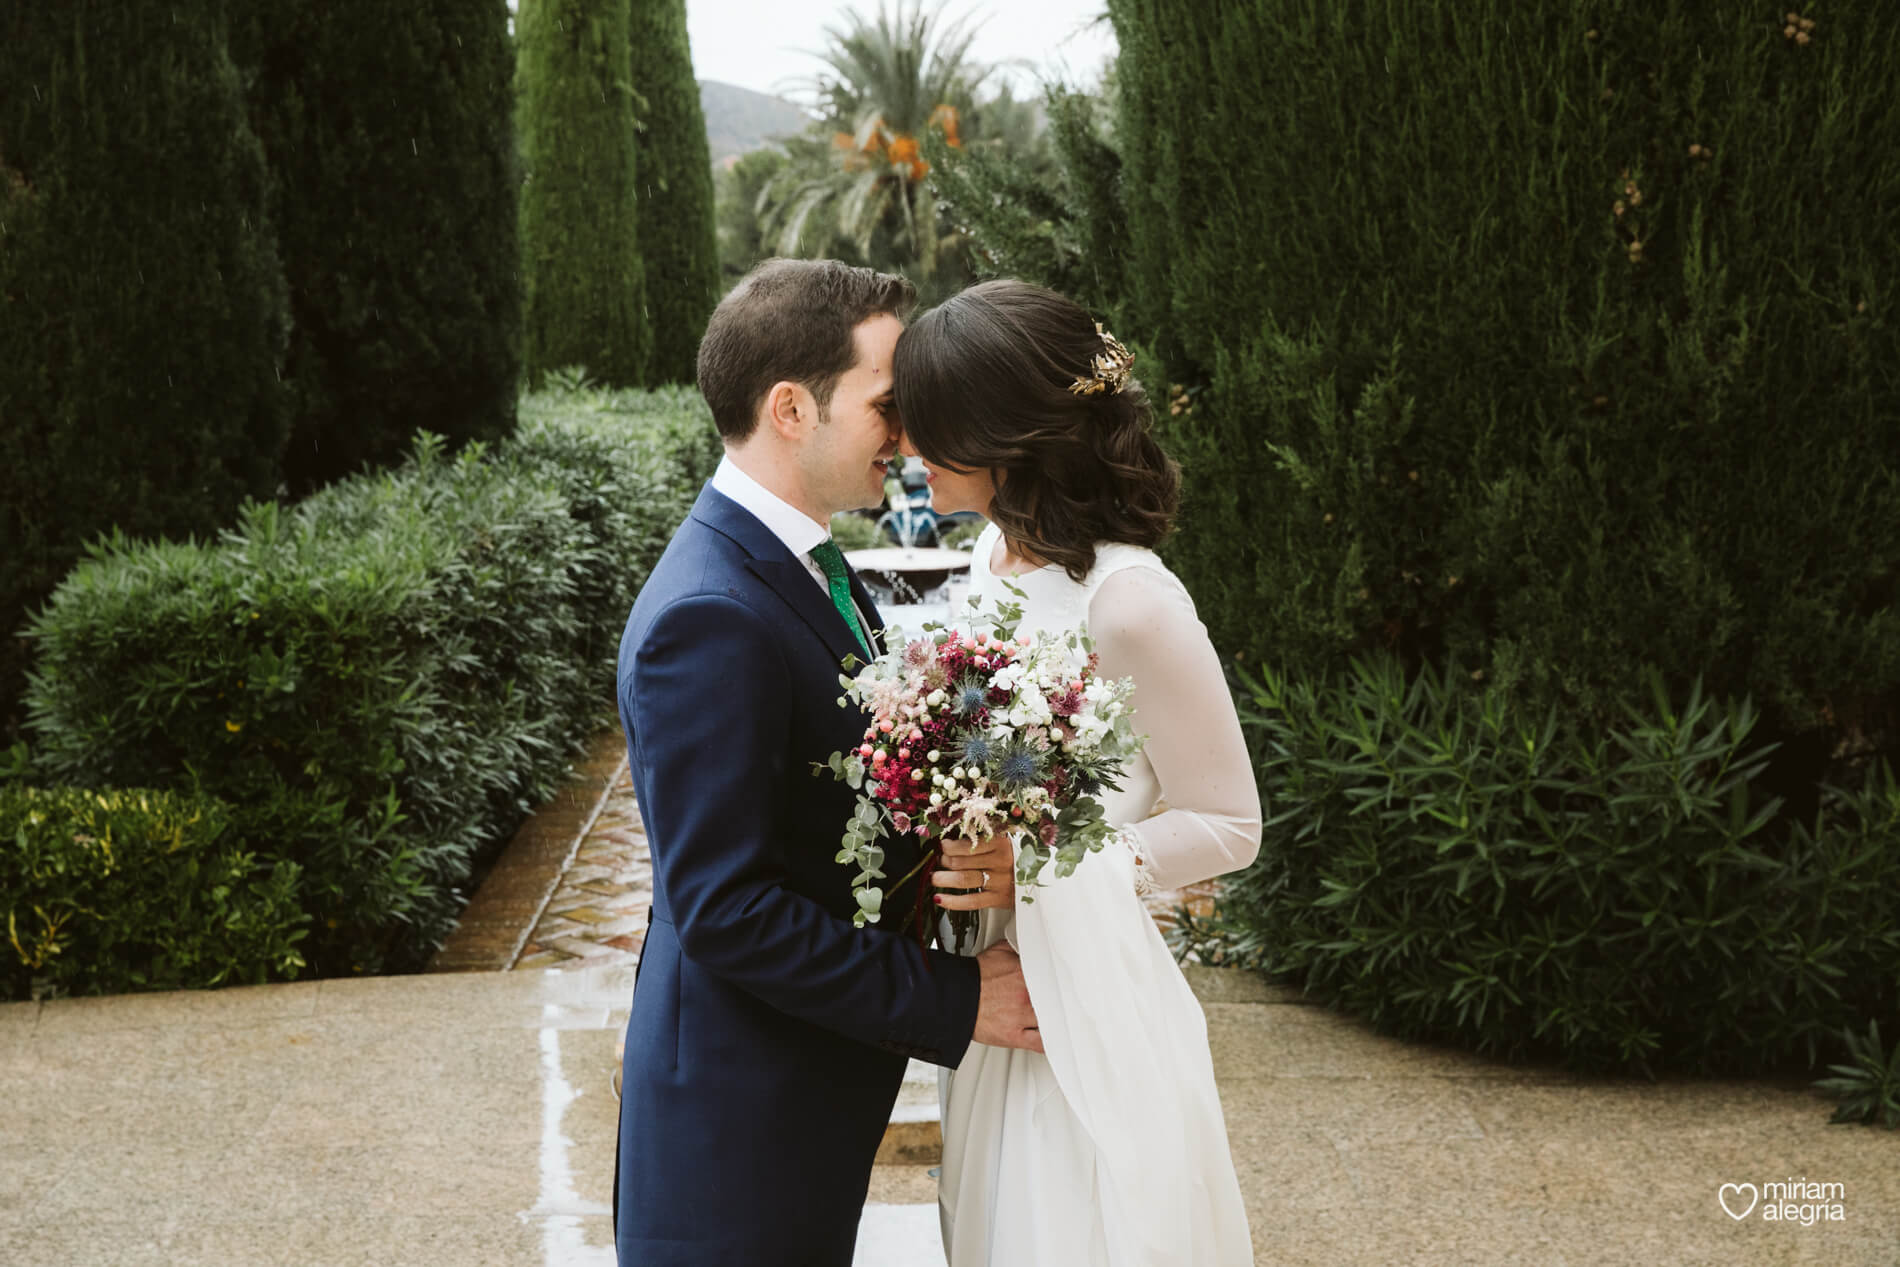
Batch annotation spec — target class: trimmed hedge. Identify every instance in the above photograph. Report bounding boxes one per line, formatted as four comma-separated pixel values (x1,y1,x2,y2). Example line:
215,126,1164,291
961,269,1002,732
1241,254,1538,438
1,786,306,1001
23,390,718,976
1100,0,1900,748
1178,654,1900,1079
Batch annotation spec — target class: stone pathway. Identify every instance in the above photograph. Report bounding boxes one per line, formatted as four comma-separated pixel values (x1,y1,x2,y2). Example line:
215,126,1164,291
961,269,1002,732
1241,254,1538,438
514,762,652,972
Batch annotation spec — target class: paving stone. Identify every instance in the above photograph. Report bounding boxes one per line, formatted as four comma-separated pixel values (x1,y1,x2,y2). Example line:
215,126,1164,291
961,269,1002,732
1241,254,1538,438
513,951,572,970
549,906,616,926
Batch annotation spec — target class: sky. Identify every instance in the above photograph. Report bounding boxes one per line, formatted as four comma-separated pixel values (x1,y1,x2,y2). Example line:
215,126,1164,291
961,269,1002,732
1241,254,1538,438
681,0,1117,100
513,1,1117,101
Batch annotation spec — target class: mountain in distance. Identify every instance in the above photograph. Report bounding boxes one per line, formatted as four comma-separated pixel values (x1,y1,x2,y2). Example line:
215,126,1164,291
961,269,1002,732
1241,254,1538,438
699,80,813,166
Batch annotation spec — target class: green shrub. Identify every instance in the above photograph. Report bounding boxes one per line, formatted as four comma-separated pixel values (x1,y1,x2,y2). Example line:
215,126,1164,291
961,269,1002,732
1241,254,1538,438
828,512,883,553
23,395,714,975
715,148,790,290
1814,1020,1900,1128
232,0,522,496
938,518,985,551
0,0,290,732
1186,654,1900,1079
0,786,306,1001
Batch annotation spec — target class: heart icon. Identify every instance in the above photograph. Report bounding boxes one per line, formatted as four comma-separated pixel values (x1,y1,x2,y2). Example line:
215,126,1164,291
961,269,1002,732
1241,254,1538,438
1719,1182,1759,1220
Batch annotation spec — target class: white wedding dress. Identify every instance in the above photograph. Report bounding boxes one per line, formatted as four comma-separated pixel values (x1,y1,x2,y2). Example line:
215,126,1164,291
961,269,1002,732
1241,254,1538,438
936,523,1259,1266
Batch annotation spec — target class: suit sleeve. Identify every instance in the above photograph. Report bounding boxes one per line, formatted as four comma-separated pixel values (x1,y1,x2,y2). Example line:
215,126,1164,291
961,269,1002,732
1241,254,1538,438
626,592,981,1066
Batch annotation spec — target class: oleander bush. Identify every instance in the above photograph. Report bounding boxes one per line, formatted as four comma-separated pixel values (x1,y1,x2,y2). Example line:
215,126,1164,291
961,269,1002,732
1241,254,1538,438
22,390,717,977
1172,653,1900,1080
0,786,307,1001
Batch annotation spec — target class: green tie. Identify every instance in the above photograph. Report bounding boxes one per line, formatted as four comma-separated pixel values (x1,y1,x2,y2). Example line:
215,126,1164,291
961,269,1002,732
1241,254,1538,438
809,539,873,660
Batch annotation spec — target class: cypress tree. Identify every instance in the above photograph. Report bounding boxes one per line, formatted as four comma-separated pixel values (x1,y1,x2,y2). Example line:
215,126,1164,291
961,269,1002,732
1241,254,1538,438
0,0,289,729
629,0,720,384
232,0,522,496
517,0,649,388
1105,0,1900,776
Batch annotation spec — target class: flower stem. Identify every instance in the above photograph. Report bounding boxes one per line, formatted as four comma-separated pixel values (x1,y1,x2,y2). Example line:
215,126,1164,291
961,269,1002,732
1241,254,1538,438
888,844,941,895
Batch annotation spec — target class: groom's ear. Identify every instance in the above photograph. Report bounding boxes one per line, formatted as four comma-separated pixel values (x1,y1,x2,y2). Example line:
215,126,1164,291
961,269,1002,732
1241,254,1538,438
763,380,813,443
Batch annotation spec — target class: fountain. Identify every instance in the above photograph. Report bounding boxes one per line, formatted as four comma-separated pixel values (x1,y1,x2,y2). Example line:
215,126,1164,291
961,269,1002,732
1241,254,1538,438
847,459,975,639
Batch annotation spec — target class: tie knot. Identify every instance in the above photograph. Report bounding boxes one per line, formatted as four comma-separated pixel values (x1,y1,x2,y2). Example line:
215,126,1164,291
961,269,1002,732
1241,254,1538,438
810,538,849,581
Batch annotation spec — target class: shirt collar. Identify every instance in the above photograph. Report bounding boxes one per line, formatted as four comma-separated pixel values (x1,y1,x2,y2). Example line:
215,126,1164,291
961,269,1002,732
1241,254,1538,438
711,454,830,560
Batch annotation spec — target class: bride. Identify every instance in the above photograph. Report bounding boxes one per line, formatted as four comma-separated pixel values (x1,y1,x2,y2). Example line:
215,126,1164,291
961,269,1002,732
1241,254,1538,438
892,280,1261,1266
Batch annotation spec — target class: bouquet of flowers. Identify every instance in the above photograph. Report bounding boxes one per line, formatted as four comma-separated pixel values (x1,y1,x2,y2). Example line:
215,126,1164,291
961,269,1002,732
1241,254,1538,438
820,585,1143,950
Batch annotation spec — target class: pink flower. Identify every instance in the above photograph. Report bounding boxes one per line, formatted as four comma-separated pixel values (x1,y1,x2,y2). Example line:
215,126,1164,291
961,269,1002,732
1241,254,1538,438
892,812,911,833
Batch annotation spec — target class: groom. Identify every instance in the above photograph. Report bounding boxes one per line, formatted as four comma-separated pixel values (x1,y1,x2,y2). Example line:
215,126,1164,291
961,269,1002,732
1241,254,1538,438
613,258,1041,1266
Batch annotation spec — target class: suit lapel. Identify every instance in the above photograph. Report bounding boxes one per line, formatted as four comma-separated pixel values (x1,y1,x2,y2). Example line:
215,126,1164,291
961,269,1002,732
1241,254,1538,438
747,557,875,670
846,562,889,657
691,483,883,668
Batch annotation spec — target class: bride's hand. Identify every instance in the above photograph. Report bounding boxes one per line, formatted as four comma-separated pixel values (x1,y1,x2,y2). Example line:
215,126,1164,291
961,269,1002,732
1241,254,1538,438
932,830,1014,911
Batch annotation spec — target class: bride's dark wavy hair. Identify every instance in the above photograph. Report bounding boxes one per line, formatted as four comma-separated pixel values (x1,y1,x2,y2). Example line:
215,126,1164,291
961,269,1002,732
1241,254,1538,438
892,280,1180,582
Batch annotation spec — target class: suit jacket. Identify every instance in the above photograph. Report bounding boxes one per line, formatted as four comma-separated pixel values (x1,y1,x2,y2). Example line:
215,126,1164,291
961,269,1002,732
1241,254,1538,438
613,482,981,1266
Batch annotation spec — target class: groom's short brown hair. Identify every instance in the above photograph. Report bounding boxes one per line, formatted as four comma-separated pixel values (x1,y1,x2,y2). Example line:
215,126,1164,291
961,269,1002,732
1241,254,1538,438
697,258,916,443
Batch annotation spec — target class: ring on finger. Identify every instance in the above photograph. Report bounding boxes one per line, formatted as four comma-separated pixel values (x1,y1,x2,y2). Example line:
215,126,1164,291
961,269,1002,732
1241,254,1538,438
982,870,990,891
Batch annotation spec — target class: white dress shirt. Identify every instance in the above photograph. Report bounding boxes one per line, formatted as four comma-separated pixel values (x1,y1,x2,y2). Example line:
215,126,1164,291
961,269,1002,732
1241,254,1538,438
710,455,876,641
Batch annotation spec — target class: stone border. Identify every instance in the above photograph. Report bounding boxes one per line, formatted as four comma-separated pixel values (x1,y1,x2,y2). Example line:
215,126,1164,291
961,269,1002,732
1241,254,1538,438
428,727,628,973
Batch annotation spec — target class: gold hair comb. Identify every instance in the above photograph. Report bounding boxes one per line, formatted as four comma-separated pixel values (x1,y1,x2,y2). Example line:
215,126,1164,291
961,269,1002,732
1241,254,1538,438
1068,323,1136,396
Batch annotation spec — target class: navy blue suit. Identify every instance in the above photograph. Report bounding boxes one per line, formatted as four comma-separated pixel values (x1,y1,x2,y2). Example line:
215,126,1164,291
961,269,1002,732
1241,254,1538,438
613,484,982,1266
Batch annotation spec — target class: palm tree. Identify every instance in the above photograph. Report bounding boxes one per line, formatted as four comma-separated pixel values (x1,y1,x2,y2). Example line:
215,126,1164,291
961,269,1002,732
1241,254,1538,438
757,1,989,283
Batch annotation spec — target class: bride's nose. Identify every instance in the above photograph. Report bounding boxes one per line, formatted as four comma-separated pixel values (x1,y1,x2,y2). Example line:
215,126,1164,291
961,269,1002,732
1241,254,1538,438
896,433,920,459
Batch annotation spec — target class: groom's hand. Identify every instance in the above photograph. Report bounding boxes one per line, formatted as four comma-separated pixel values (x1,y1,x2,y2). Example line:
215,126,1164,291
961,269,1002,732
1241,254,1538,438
932,830,1014,911
971,942,1043,1053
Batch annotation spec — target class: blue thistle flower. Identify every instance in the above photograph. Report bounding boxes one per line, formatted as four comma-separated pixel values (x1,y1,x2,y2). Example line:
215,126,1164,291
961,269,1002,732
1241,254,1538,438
955,682,989,715
994,738,1045,789
958,733,996,768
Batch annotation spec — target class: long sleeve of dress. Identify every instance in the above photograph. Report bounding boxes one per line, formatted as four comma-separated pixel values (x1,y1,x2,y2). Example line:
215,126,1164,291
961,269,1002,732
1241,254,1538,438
1086,565,1263,892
